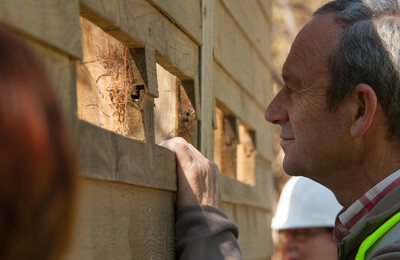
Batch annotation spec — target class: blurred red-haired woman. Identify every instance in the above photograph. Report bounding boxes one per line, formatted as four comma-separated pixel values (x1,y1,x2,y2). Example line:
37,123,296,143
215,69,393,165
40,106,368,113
0,26,77,259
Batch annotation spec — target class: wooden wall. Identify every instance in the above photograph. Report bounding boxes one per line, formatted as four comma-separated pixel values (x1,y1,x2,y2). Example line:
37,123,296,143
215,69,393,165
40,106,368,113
211,0,275,259
0,0,274,259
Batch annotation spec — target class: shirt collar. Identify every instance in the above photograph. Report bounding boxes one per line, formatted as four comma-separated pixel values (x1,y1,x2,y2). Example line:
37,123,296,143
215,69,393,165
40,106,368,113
333,169,400,243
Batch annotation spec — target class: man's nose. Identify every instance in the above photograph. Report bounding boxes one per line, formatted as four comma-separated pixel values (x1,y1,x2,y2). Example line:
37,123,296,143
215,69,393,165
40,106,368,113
265,88,289,124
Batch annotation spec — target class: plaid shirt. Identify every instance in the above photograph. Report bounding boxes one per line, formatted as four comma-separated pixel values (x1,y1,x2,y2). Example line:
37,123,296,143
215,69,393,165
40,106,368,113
333,169,400,243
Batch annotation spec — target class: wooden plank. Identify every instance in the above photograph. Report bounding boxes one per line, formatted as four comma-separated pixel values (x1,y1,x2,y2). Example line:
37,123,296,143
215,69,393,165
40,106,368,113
143,94,157,144
0,0,81,59
80,0,199,81
153,65,199,146
200,0,215,159
220,149,273,211
221,202,236,223
220,0,272,65
257,0,273,24
213,61,274,162
147,0,202,45
25,38,78,126
254,155,274,210
154,64,179,144
65,179,175,259
77,120,177,191
130,46,159,97
235,205,273,260
213,0,273,109
220,173,270,210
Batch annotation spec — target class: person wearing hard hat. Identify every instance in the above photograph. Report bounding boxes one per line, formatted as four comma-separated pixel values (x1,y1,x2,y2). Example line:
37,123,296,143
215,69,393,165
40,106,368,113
272,177,342,260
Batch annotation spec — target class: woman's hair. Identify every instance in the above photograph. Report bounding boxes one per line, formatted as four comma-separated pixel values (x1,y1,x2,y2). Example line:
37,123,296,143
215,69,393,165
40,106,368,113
0,26,77,259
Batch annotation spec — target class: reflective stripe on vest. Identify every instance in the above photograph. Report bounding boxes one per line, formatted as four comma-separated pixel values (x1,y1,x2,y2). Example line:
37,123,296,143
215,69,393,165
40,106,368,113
355,211,400,260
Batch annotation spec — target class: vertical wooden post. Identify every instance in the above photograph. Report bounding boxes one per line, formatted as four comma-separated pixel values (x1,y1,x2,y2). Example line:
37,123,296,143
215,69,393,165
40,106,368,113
200,0,215,159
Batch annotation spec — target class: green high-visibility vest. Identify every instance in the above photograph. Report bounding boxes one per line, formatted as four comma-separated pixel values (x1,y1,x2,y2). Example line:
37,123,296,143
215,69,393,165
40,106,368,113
355,211,400,260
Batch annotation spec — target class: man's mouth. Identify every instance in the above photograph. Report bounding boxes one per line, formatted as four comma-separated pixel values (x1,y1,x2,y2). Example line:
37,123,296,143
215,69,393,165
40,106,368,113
280,135,294,147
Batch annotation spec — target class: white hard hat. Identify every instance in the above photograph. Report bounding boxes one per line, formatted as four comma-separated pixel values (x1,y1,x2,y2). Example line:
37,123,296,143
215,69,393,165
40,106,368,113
272,177,342,230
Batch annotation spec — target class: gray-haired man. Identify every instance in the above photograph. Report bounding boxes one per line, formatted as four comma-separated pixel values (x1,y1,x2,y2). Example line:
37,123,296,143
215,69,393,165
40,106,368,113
164,1,400,259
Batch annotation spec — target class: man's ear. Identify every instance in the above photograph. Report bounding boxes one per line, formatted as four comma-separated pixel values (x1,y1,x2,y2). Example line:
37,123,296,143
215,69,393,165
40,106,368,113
350,84,377,138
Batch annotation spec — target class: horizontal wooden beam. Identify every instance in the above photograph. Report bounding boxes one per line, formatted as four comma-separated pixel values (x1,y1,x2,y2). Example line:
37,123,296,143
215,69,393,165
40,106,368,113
220,176,270,210
77,120,177,191
220,0,272,66
80,0,199,80
213,0,273,109
0,0,82,59
147,0,202,46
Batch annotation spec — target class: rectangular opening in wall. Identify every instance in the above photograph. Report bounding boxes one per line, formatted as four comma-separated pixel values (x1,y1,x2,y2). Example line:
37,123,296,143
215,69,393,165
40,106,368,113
77,17,145,141
154,63,196,144
237,123,256,185
213,106,238,179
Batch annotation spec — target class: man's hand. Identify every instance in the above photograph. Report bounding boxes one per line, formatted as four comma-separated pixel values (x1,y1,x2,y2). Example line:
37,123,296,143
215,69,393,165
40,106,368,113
160,137,221,210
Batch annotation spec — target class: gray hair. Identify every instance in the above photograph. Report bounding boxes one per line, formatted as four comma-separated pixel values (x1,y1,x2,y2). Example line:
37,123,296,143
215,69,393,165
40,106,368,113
315,0,400,144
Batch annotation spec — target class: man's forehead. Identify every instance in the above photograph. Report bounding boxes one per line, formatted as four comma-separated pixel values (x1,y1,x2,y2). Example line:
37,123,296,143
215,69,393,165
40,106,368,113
295,14,339,58
281,14,341,83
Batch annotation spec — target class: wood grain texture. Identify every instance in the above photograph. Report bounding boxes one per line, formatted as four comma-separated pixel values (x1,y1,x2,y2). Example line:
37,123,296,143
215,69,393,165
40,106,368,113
257,0,273,24
154,64,179,144
220,202,274,259
130,46,159,97
25,38,78,125
80,0,199,81
147,0,202,45
77,120,177,191
0,0,81,58
220,0,272,65
221,202,236,222
153,65,198,145
200,0,216,159
65,179,175,259
254,155,274,210
220,173,269,210
219,137,273,212
213,61,274,162
213,0,273,109
234,205,273,260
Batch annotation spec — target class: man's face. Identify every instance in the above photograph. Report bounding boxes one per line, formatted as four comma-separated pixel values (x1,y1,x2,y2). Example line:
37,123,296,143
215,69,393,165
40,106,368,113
279,228,338,260
265,14,351,181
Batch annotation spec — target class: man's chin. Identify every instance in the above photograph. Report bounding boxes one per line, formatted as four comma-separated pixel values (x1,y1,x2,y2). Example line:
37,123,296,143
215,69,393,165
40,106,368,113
282,157,303,177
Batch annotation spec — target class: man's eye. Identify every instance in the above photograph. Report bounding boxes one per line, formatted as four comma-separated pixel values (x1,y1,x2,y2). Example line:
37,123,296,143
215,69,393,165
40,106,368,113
283,85,301,98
